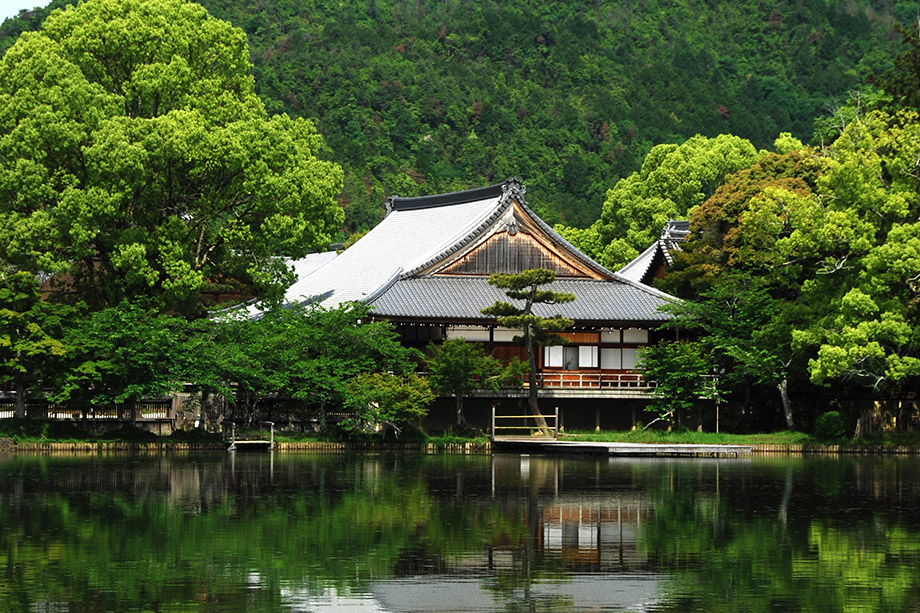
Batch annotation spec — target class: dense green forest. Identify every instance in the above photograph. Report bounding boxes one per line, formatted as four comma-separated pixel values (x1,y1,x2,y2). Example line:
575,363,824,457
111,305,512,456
0,0,908,230
0,0,918,432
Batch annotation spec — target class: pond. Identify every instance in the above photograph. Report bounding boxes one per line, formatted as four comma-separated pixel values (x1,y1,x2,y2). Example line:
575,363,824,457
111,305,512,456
1,451,919,612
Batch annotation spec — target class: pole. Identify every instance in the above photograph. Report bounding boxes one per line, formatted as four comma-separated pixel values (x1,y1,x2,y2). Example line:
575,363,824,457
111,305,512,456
491,404,496,442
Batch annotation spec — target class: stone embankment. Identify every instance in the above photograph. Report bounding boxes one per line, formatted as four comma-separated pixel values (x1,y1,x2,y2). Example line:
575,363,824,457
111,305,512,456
1,438,919,455
0,438,491,454
751,444,920,455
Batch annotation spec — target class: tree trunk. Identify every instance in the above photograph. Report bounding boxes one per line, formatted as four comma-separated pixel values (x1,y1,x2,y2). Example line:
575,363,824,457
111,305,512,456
199,391,210,431
14,379,25,419
456,395,465,428
128,397,138,427
524,325,551,435
778,377,794,429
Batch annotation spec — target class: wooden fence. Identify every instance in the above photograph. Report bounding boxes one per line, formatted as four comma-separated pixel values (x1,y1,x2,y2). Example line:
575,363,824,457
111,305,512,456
0,399,174,421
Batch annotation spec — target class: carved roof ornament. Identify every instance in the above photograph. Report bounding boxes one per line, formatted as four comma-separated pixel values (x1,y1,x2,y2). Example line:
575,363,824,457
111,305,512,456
502,177,526,200
506,219,519,236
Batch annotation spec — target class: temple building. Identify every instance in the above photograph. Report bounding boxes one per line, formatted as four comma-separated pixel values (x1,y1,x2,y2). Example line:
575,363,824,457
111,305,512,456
280,179,679,430
617,220,689,286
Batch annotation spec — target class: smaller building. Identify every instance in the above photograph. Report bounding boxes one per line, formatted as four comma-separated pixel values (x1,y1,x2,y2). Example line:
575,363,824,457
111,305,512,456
617,220,689,286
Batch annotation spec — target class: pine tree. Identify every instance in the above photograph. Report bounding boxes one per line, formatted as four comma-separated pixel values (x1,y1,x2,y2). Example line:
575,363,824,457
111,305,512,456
482,269,574,434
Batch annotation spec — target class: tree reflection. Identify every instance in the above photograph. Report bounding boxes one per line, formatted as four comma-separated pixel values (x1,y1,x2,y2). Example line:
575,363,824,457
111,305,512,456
640,458,920,612
0,454,919,611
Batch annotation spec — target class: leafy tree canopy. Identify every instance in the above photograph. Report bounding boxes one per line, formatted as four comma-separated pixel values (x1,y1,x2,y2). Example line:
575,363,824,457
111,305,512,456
586,134,760,269
0,0,343,315
3,0,898,231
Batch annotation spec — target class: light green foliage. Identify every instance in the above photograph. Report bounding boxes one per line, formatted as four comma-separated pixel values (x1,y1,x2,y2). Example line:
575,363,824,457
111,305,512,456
773,132,805,154
640,341,712,426
0,271,74,416
342,371,434,436
552,222,606,264
597,134,760,268
60,301,185,406
793,111,920,387
0,0,343,314
665,107,920,420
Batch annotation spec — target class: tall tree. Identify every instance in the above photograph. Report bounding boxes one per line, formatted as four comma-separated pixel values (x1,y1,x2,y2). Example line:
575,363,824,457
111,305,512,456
592,134,760,269
482,269,573,434
0,0,343,315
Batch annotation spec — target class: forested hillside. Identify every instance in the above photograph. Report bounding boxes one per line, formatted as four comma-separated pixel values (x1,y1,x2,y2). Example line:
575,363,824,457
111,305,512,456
0,0,906,231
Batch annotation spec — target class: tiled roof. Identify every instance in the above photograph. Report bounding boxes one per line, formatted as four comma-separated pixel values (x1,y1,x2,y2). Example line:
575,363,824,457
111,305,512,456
282,185,509,308
617,220,689,283
368,276,674,324
268,179,679,325
617,242,660,284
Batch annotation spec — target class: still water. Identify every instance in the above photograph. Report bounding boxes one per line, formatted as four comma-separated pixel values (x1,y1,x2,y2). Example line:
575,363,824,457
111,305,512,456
1,452,919,612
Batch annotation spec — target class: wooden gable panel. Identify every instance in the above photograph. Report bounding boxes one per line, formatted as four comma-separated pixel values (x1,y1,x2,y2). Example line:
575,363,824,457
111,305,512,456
437,232,585,276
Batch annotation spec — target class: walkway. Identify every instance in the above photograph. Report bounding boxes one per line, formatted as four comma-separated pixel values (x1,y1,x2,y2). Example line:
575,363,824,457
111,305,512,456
492,437,752,457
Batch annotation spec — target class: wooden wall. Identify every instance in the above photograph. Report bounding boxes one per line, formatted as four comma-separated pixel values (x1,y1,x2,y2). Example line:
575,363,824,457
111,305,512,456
437,233,588,277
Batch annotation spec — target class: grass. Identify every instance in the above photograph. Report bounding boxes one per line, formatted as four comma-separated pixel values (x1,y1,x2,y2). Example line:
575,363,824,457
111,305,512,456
0,419,224,444
561,429,870,446
2,418,918,448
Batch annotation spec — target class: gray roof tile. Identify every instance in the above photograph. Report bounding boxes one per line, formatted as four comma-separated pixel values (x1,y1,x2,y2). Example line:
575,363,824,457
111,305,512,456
368,276,674,324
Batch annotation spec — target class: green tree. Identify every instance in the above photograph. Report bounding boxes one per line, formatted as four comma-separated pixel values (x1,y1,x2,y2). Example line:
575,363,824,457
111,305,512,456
482,269,574,433
0,271,73,417
874,18,920,112
60,302,185,422
177,314,264,431
660,275,806,429
639,340,713,429
425,338,515,429
200,303,419,432
342,371,434,437
0,0,343,315
595,134,760,269
792,110,920,390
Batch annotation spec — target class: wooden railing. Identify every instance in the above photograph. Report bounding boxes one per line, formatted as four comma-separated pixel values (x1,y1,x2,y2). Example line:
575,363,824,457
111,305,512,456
491,406,559,441
0,399,174,421
535,371,656,390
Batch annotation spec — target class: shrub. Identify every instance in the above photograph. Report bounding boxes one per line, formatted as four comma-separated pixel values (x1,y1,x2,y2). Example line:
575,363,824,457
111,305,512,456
815,411,847,439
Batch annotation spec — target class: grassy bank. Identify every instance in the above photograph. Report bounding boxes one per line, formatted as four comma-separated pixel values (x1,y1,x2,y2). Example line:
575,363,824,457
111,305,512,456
561,429,920,448
2,418,919,449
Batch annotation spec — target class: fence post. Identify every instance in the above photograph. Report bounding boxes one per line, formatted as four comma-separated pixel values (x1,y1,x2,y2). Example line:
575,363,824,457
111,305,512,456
491,405,496,442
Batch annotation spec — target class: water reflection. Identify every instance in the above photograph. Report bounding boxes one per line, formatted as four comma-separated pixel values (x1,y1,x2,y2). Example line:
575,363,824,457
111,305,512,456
0,453,919,611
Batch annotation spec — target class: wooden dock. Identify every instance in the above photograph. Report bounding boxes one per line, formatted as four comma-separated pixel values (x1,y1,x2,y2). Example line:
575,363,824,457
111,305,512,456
492,438,752,457
226,440,273,452
225,421,275,453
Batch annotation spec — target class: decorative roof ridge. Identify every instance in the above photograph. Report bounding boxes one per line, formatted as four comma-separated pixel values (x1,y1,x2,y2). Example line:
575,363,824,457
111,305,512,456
384,178,524,215
618,241,659,281
609,271,680,302
516,200,618,280
397,180,523,279
362,267,404,305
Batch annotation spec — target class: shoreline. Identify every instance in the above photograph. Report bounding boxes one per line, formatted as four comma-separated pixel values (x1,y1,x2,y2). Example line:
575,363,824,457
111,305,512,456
3,438,920,455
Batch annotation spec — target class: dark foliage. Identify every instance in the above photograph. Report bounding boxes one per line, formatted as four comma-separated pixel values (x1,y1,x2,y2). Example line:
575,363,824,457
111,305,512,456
1,0,900,231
